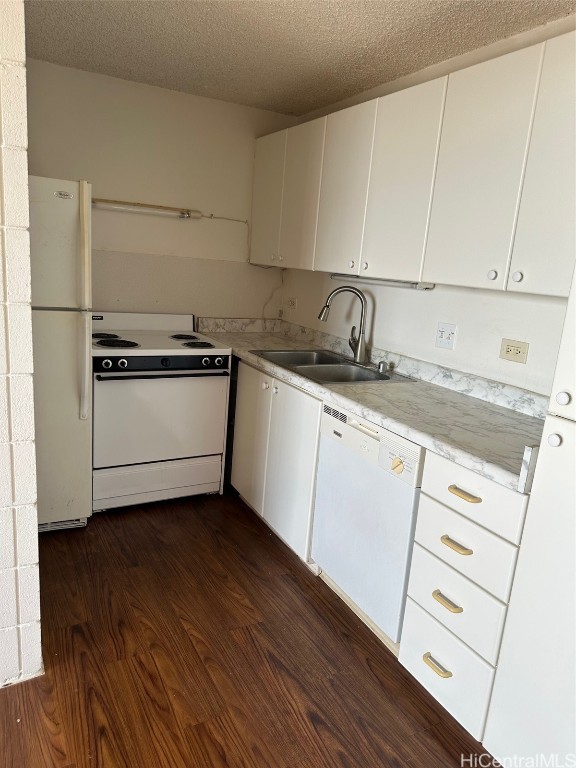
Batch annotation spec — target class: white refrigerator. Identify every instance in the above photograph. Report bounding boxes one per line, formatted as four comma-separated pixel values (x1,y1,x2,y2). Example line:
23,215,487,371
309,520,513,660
29,176,93,530
484,272,575,761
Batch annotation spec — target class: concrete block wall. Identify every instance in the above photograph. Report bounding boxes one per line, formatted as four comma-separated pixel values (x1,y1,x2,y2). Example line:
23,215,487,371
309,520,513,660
0,0,42,685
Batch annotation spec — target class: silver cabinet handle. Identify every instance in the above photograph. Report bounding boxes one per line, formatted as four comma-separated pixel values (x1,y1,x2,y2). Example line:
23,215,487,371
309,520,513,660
261,381,270,390
512,271,524,282
272,385,279,394
487,270,498,281
548,433,562,447
348,260,355,269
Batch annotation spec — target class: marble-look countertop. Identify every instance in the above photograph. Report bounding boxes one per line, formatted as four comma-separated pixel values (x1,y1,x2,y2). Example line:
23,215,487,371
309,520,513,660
205,330,545,493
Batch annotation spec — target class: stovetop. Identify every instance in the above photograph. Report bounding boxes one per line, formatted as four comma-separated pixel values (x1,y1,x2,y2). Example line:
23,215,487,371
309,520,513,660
91,330,231,356
91,313,231,357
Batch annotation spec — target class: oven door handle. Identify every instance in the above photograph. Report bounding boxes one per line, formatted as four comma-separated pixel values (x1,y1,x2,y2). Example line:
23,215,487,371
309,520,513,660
95,372,229,382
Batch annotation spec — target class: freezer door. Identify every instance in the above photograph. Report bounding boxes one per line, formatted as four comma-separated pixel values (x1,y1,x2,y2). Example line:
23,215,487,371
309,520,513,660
29,176,92,310
32,310,92,525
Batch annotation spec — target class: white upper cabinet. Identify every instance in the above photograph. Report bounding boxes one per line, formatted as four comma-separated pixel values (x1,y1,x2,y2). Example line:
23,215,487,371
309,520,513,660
250,130,286,266
507,32,576,298
278,117,326,269
361,78,447,282
314,100,378,275
422,45,543,290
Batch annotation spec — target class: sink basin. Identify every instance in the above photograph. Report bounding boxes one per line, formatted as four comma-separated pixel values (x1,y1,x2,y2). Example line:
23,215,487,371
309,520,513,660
252,349,346,366
251,348,416,385
292,363,390,383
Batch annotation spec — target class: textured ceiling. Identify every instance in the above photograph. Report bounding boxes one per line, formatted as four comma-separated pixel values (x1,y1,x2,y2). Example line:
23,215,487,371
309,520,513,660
24,0,576,116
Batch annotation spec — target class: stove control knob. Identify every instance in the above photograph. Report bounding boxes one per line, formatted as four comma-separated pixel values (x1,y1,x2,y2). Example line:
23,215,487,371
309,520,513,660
202,357,210,367
215,357,224,366
102,359,112,369
118,359,128,369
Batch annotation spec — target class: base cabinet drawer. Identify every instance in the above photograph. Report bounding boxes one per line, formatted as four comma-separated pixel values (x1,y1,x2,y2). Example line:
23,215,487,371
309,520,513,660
408,544,507,665
416,495,518,601
422,452,528,544
399,598,494,740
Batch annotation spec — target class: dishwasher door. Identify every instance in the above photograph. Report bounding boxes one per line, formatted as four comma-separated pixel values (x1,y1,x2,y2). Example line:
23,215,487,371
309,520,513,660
311,407,422,643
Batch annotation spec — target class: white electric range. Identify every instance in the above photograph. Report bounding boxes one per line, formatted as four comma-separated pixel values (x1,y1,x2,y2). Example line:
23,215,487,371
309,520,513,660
91,312,232,512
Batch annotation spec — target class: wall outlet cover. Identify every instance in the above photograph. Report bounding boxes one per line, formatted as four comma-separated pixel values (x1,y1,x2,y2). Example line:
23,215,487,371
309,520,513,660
500,338,529,364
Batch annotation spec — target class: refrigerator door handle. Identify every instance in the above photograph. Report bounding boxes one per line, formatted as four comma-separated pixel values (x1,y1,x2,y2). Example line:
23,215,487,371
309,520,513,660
79,180,92,311
80,312,91,420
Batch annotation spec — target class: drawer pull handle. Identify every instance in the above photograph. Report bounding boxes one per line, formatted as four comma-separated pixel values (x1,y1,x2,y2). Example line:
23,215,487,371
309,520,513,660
441,534,473,556
422,652,453,679
448,484,482,504
432,589,464,614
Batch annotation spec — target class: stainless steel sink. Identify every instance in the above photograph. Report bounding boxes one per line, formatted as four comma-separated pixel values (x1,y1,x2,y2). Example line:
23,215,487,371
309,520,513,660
292,363,390,383
251,348,416,385
252,349,346,366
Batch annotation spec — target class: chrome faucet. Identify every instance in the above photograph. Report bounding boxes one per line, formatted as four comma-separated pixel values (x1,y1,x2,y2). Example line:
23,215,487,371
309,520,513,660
317,286,368,364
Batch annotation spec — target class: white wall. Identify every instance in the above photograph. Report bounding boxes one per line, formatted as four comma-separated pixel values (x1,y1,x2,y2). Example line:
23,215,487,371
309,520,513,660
282,269,567,395
26,59,294,315
0,0,42,686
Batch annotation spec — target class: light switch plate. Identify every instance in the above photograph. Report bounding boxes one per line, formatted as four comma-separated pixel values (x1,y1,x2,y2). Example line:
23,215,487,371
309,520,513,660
436,322,457,350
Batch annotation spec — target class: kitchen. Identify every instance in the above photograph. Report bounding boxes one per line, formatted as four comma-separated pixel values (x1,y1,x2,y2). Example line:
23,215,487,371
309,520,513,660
1,1,575,766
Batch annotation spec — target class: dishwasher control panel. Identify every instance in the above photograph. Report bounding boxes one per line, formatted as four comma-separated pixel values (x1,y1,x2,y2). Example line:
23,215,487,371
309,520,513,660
378,433,423,488
321,403,423,486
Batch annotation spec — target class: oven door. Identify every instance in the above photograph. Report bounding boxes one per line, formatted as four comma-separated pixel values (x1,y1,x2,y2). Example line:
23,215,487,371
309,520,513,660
93,371,229,469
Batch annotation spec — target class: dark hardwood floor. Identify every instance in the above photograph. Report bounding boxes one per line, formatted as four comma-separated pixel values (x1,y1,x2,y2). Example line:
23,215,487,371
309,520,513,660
0,493,486,767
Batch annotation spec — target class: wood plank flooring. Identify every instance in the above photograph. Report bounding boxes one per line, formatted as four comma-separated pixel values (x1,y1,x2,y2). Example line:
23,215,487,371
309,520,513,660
0,494,487,767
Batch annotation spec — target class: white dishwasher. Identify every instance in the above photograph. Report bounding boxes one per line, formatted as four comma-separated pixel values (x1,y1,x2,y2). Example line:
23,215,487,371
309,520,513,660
311,404,423,643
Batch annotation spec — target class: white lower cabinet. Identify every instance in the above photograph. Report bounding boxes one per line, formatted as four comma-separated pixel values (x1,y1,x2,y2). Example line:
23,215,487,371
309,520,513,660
483,417,576,762
400,451,529,742
400,599,495,741
415,496,518,602
231,362,272,514
408,544,507,666
231,362,321,561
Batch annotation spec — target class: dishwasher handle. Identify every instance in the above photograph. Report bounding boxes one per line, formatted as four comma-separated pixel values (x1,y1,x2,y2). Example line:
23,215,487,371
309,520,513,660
349,419,381,440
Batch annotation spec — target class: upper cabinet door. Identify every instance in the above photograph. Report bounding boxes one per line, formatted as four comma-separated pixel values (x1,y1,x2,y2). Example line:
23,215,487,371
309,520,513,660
422,45,543,290
507,32,576,298
314,100,377,275
250,130,286,266
278,117,326,270
361,78,446,282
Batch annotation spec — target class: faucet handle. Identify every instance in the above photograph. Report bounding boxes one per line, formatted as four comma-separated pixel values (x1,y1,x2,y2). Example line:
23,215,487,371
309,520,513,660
349,325,358,353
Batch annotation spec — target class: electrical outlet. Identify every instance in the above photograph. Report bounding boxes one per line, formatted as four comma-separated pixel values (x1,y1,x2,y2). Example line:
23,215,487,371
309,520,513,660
436,322,457,350
286,296,298,310
500,338,529,364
